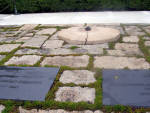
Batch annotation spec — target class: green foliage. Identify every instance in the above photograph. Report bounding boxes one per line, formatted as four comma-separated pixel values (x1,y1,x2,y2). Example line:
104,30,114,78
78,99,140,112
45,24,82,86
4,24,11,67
1,0,150,14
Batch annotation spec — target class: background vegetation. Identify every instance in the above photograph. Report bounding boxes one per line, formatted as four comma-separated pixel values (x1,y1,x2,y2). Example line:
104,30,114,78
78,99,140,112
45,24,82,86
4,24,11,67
0,0,150,14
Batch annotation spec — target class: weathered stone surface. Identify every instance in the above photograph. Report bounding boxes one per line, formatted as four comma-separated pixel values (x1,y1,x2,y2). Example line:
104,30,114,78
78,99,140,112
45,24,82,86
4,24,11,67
19,107,103,113
21,35,48,48
143,36,150,41
0,55,5,61
87,27,120,44
49,48,73,55
0,105,5,113
5,55,41,65
15,48,51,55
19,24,37,31
63,43,109,49
55,87,95,103
122,36,139,43
124,26,145,36
60,70,96,85
41,55,89,67
115,43,143,56
16,37,31,42
0,37,18,43
107,50,126,56
0,44,20,52
58,27,87,44
94,56,150,69
25,33,34,37
42,40,64,49
145,41,150,46
50,33,59,40
36,28,56,35
143,26,150,34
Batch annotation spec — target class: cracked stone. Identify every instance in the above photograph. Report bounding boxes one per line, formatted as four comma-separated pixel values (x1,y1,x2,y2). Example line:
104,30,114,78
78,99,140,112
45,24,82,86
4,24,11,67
42,40,64,49
41,55,89,67
0,44,20,52
115,43,143,56
60,70,96,85
21,35,48,48
55,87,95,103
36,28,57,35
122,36,139,43
5,55,41,65
94,56,150,69
16,37,31,42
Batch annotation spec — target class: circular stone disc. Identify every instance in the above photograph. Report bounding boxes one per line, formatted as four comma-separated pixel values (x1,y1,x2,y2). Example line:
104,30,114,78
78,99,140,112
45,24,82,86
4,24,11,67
58,26,120,45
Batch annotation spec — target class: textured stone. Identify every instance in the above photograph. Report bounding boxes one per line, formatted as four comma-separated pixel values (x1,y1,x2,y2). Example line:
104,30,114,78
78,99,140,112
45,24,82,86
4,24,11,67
25,33,34,37
145,41,150,46
41,55,89,67
50,33,59,40
94,56,150,69
19,107,103,113
15,48,51,55
16,37,31,42
22,35,48,48
60,70,96,85
122,36,139,43
36,28,56,35
49,48,73,55
115,43,143,56
55,87,95,103
143,26,150,34
42,40,64,49
58,27,87,44
87,27,120,44
5,55,41,65
19,24,37,31
107,50,126,56
124,26,145,36
0,44,20,52
143,36,150,41
0,55,5,61
0,37,17,43
0,105,5,113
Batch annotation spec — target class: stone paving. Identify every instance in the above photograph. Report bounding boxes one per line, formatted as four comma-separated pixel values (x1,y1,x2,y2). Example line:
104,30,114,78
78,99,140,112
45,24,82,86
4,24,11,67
0,24,150,113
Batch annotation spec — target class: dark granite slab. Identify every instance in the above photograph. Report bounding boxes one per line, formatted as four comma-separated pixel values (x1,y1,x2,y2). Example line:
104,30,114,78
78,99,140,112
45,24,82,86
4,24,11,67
103,69,150,107
0,66,59,101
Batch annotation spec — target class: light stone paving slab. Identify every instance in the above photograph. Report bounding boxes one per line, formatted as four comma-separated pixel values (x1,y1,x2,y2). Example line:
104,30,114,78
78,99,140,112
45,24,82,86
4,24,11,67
55,87,95,103
21,35,48,48
42,40,64,49
19,24,38,31
41,55,89,67
107,50,126,56
19,107,103,113
25,33,34,37
36,28,57,35
15,48,51,55
0,55,5,61
60,70,96,85
49,48,74,55
86,27,120,44
143,26,150,34
58,27,87,45
124,26,145,36
0,105,5,113
63,43,109,49
115,43,143,56
49,33,59,40
5,55,41,65
145,41,150,46
0,44,20,52
16,36,31,42
122,36,139,43
94,56,150,69
143,36,150,41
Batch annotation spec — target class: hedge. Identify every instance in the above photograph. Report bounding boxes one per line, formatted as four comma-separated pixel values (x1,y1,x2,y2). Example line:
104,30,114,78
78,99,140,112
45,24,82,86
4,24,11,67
0,0,150,14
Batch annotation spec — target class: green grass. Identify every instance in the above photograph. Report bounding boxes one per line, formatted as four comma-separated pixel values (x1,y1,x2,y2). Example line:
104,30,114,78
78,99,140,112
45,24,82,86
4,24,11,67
69,46,80,50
